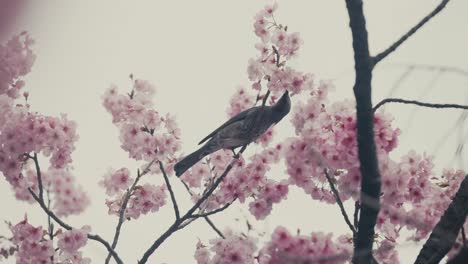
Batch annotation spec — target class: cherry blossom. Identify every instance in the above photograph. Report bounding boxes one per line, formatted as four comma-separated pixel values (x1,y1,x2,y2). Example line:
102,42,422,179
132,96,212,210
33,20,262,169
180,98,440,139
105,183,167,219
8,216,54,264
258,226,352,264
195,229,257,264
102,78,181,164
99,167,134,196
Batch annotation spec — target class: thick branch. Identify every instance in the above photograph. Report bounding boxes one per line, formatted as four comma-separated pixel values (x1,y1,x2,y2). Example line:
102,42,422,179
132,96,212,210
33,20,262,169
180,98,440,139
373,98,468,113
324,169,356,234
345,1,381,263
447,246,468,264
373,0,450,65
415,175,468,264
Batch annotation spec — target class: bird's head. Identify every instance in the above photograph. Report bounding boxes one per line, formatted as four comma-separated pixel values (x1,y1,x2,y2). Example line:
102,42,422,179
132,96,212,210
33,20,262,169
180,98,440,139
272,90,291,123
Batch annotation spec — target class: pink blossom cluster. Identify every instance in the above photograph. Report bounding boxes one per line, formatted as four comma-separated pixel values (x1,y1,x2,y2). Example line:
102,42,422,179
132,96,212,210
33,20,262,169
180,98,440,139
284,69,467,261
195,229,257,264
400,167,466,240
0,34,88,217
12,167,89,217
258,226,352,264
102,79,181,163
99,167,133,196
44,168,90,217
56,226,91,264
0,111,79,181
248,179,288,220
286,85,400,202
183,3,313,220
182,146,288,220
8,217,54,264
105,182,167,219
253,3,301,59
0,31,35,99
247,4,313,97
4,217,91,264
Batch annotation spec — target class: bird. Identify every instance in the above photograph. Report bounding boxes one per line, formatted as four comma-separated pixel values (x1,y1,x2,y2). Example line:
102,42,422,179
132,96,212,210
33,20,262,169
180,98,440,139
174,90,291,177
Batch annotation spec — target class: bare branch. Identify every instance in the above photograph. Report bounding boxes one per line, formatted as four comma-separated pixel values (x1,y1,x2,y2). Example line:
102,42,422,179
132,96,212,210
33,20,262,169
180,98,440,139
204,217,225,239
415,175,468,264
373,0,451,65
389,64,468,78
324,169,356,234
189,201,233,219
354,201,360,230
159,161,180,220
373,98,468,113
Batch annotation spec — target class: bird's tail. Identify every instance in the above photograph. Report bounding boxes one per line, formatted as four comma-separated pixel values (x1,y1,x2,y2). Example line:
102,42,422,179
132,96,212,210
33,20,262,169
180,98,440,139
174,144,217,177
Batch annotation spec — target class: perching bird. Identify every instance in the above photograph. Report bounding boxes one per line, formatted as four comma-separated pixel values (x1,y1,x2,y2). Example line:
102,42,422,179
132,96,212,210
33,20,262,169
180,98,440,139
174,90,291,177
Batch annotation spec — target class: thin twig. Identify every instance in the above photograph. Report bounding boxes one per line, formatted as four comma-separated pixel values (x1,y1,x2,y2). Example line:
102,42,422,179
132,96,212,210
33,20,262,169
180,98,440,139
354,201,360,231
27,153,44,201
189,201,233,219
271,45,281,68
105,160,157,264
46,190,54,263
387,63,468,78
139,145,248,263
28,189,123,264
324,169,356,234
373,0,451,65
386,66,414,97
373,98,468,113
159,161,180,220
204,217,225,239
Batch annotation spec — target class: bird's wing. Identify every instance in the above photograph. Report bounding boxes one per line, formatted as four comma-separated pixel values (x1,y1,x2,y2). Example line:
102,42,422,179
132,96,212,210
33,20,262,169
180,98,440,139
198,106,260,145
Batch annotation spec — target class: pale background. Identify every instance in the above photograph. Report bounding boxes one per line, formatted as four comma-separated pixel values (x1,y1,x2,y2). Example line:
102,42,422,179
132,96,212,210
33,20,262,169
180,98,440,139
1,0,468,263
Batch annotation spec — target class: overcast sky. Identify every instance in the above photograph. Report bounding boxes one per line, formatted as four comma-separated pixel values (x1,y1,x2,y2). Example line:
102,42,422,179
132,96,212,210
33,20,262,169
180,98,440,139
1,0,468,263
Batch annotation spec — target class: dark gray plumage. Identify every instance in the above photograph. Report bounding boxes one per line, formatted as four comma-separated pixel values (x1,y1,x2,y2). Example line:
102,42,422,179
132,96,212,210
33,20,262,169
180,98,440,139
174,90,291,177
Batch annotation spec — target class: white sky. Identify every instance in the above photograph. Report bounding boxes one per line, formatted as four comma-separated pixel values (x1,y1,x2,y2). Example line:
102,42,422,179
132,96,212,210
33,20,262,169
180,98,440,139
1,0,468,263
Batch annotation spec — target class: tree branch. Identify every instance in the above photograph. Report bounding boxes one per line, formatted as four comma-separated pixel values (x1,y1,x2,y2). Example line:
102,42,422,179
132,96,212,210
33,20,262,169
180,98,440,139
204,216,225,239
447,246,468,264
324,169,356,234
105,160,156,264
354,201,360,230
373,0,451,65
373,98,468,113
159,161,180,221
138,145,248,263
28,189,123,264
189,201,233,219
27,153,123,264
415,175,468,264
27,153,44,201
344,0,381,263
